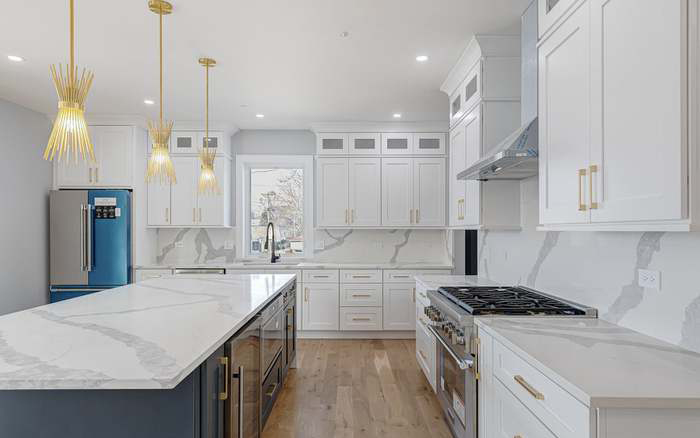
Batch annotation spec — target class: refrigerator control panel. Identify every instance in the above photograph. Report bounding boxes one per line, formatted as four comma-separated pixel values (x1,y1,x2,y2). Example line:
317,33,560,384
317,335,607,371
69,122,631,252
95,206,120,219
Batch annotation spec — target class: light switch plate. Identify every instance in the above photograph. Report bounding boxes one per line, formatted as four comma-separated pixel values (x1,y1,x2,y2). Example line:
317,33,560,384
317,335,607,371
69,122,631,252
638,269,661,290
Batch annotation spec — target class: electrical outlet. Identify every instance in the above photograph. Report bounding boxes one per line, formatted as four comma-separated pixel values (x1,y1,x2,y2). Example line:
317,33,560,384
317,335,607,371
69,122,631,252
315,239,325,250
224,240,234,250
174,241,184,248
638,269,661,290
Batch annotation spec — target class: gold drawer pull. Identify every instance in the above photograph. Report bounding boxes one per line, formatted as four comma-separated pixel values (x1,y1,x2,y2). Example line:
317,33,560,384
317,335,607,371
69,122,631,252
514,375,545,400
352,294,372,298
419,350,428,361
352,318,371,321
514,436,523,438
589,164,598,209
578,169,587,211
352,275,371,278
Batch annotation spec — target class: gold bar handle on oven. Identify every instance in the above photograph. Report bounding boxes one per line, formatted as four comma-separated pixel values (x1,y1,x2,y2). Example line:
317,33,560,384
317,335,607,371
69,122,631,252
578,169,587,212
589,165,598,209
218,357,229,400
514,375,545,400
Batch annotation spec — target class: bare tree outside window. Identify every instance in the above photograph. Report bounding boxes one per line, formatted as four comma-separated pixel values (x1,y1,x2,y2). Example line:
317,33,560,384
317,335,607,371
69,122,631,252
250,168,304,256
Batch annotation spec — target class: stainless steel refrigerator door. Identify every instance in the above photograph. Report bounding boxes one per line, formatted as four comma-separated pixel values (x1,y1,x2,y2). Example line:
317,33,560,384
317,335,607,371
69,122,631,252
50,190,89,286
226,317,261,438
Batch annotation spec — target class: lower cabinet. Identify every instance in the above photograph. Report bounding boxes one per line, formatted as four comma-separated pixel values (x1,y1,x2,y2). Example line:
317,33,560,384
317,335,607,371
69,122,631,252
383,283,416,330
302,283,340,330
340,307,383,331
200,346,226,438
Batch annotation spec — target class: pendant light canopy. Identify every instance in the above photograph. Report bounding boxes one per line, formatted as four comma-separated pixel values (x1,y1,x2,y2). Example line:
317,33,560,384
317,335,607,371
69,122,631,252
43,0,95,164
198,57,220,195
145,0,176,184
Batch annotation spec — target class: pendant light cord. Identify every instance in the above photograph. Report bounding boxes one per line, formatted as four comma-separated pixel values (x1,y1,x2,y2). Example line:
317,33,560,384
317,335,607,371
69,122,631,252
159,8,163,122
70,0,74,81
205,63,209,146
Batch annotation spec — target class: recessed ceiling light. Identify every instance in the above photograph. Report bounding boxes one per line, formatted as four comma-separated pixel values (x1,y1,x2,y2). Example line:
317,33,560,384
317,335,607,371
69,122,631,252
415,55,429,62
7,55,24,62
256,114,265,118
143,99,155,105
393,113,402,119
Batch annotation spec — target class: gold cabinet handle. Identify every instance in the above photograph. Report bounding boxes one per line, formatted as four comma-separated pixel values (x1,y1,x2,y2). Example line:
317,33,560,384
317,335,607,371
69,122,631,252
304,287,309,302
218,357,229,400
165,207,169,223
193,207,197,223
514,375,545,400
95,167,99,183
88,168,93,183
412,287,416,303
352,294,372,298
514,436,523,438
351,209,355,223
199,207,202,222
578,169,588,211
352,318,371,321
471,337,480,380
345,209,349,225
419,350,428,361
416,208,420,224
410,209,414,224
589,165,598,209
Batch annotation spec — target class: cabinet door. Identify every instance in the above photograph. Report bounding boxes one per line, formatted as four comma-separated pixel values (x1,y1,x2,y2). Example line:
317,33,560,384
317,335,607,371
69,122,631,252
170,131,197,155
303,284,339,331
200,345,226,438
317,158,349,226
381,158,413,226
589,0,686,223
462,64,482,115
414,133,446,155
170,157,198,226
317,134,348,155
93,126,133,187
197,157,229,226
383,283,416,330
381,133,414,155
539,0,579,39
413,158,446,226
539,3,591,225
463,109,482,226
147,179,171,226
55,156,91,187
450,123,467,226
348,158,381,226
348,133,381,155
198,131,226,155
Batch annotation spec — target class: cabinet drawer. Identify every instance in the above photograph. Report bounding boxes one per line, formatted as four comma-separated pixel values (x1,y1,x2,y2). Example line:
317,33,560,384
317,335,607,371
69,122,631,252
383,269,451,283
340,269,382,283
339,307,383,331
415,316,436,391
494,340,589,438
302,270,339,283
493,378,557,438
134,269,172,282
340,284,383,307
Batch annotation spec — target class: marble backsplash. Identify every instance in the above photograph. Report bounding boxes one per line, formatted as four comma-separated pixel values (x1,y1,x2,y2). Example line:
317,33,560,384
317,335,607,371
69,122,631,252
154,228,453,266
481,177,700,353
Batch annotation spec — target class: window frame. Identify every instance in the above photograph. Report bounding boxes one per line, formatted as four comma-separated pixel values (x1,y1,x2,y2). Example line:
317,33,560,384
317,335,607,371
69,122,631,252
236,155,314,260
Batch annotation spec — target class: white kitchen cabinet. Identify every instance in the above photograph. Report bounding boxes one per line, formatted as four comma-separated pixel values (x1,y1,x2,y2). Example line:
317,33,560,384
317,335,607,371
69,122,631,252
339,307,383,331
382,157,414,226
55,125,136,189
170,157,199,226
450,119,467,227
133,268,172,282
414,133,447,155
539,0,697,231
316,158,350,227
348,158,381,226
539,0,580,39
381,133,414,155
348,133,381,155
302,283,339,331
196,157,231,226
383,283,416,331
147,180,171,226
169,131,196,155
538,1,591,225
317,133,349,155
413,158,445,226
340,284,383,307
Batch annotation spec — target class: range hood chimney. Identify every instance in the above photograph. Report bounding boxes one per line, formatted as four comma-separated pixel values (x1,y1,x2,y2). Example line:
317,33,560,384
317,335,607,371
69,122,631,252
458,2,539,182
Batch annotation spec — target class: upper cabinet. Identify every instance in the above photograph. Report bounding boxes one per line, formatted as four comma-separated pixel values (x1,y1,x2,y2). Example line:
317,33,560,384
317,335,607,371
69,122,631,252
55,125,140,189
538,0,580,39
317,131,446,157
316,133,349,155
539,0,697,231
317,157,381,227
381,133,414,155
348,133,381,155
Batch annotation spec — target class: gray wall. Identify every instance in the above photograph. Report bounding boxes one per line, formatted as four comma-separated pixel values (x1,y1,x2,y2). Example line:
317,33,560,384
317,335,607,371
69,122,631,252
0,99,51,314
232,129,316,155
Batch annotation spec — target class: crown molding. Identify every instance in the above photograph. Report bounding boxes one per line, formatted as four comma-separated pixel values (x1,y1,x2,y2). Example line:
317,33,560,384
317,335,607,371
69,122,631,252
310,121,448,133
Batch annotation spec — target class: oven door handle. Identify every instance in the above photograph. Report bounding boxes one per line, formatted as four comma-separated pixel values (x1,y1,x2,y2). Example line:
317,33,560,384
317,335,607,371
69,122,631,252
427,325,474,371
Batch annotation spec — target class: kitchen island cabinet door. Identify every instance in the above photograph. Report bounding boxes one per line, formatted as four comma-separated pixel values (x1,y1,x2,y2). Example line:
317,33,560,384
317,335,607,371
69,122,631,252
303,283,339,331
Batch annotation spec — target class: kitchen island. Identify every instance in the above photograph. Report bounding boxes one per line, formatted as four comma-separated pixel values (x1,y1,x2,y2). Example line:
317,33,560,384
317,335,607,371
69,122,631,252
0,273,296,437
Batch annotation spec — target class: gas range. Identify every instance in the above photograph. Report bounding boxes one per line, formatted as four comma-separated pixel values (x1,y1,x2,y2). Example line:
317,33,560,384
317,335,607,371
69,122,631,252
424,285,596,438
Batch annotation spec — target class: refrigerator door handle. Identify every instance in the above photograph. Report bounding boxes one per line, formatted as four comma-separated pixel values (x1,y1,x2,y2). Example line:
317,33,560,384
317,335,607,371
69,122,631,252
80,204,86,271
86,204,93,272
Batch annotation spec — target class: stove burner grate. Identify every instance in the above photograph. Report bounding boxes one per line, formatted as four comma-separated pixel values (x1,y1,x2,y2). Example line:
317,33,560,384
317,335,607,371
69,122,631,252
437,286,586,316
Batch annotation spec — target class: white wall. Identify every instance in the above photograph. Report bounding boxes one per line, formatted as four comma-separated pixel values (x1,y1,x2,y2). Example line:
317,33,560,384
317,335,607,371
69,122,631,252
0,99,51,314
481,176,700,353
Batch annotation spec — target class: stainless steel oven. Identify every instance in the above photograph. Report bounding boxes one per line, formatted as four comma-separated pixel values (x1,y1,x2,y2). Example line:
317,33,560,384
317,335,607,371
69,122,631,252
260,294,284,378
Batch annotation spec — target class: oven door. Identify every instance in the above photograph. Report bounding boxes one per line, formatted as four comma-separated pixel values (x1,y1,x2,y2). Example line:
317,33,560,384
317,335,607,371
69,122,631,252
434,334,477,438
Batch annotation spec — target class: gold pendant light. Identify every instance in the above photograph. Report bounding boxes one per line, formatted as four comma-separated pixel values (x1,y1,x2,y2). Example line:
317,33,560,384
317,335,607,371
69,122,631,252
198,57,220,195
145,0,176,184
43,0,95,164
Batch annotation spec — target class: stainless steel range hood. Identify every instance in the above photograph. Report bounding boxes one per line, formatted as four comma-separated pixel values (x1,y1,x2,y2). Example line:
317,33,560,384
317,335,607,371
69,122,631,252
457,117,538,181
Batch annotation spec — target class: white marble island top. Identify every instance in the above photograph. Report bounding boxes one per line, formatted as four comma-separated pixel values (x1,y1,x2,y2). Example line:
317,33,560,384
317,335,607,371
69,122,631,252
0,274,295,390
476,317,700,409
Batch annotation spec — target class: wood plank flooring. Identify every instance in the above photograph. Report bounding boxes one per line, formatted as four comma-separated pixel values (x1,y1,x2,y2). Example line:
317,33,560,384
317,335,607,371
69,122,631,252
262,339,453,438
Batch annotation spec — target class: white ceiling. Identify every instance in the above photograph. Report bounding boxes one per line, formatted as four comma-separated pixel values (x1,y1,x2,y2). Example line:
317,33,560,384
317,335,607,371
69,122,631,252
0,0,529,129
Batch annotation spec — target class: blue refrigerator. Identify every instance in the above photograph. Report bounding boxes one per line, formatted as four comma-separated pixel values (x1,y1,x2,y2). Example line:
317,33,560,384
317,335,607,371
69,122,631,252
49,190,131,303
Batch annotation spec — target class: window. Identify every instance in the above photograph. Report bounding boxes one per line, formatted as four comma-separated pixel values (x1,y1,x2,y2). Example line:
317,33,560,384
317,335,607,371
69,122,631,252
236,155,314,259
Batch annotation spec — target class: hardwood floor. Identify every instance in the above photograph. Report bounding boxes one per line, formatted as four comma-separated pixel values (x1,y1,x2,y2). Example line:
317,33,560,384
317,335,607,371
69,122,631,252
262,339,453,438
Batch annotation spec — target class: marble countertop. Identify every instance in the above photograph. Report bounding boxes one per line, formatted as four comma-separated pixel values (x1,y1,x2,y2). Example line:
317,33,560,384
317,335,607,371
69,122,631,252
415,274,499,290
476,317,700,409
0,274,295,390
134,261,454,270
